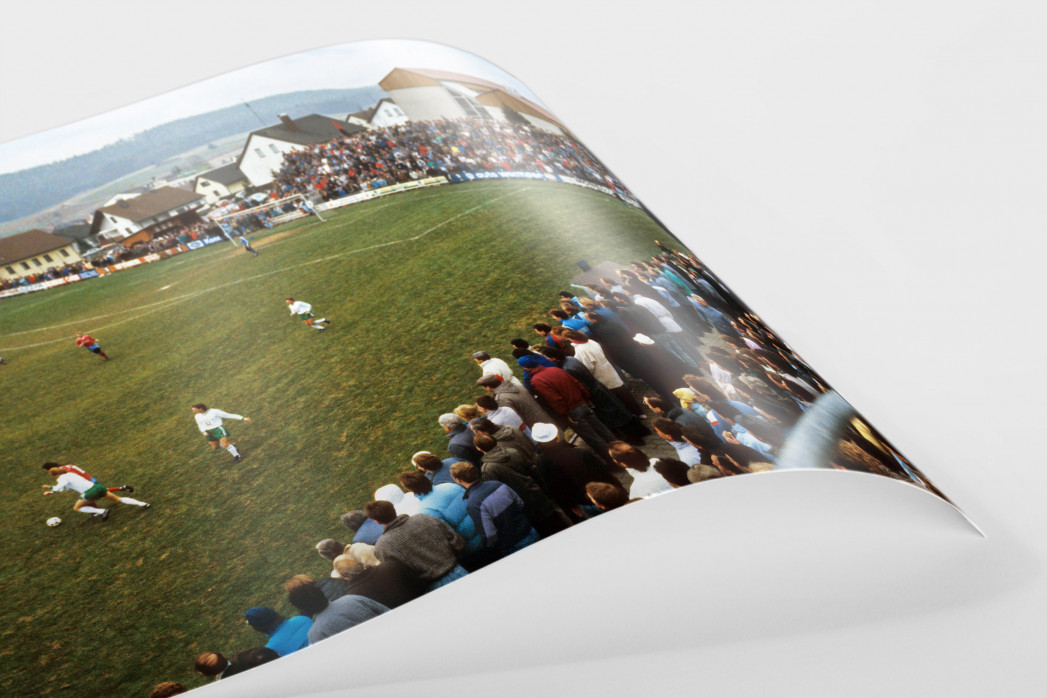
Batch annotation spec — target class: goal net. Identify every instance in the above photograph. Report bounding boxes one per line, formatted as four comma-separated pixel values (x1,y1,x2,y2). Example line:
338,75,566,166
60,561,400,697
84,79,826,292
207,193,324,242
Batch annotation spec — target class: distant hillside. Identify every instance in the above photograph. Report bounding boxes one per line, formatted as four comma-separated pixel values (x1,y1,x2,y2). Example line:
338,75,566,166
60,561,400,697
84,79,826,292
0,87,386,225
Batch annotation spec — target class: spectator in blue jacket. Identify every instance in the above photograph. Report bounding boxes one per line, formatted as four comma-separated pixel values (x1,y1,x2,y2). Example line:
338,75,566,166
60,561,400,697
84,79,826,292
399,471,483,555
243,606,312,657
451,461,539,559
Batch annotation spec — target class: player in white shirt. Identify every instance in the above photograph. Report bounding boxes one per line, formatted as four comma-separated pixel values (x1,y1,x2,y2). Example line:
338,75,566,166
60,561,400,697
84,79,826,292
192,404,251,462
43,467,149,520
285,297,329,331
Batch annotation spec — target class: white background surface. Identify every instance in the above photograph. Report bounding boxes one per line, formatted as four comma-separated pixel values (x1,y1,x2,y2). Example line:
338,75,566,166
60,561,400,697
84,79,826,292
3,1,1046,696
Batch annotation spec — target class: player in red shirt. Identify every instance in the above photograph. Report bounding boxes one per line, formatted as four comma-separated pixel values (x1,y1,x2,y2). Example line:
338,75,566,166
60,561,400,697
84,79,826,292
74,332,109,360
40,462,132,493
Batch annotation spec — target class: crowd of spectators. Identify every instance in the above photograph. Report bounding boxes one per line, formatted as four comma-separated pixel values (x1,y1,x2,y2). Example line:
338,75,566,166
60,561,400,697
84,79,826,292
7,117,626,299
0,233,187,292
270,118,633,202
1,259,93,291
157,239,934,695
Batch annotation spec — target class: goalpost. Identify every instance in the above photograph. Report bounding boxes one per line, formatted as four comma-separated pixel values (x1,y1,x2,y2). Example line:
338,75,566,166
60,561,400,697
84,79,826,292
208,193,325,243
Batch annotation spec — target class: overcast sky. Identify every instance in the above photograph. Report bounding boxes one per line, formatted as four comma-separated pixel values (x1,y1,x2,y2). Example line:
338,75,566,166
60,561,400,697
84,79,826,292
0,40,542,175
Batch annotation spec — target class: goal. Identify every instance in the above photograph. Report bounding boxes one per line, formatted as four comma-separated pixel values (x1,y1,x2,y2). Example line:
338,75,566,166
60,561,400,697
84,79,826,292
208,193,325,241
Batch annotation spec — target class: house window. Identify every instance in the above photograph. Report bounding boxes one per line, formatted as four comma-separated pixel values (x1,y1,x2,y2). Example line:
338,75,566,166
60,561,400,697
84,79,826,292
60,249,70,258
449,92,485,118
269,144,279,153
255,148,266,158
5,266,14,275
33,258,42,267
43,254,53,263
21,262,30,271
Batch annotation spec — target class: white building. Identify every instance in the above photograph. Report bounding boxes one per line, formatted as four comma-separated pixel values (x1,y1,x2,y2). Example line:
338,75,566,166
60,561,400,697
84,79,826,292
377,68,568,135
194,163,249,204
89,186,206,243
237,114,366,186
0,230,84,282
346,98,410,130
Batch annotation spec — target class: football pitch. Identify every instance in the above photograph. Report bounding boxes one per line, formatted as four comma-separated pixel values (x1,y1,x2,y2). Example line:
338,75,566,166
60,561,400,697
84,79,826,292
0,180,668,696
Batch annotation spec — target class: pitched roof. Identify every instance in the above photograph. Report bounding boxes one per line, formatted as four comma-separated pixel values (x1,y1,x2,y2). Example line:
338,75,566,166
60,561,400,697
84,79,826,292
97,186,203,223
0,229,76,264
247,114,364,148
236,114,366,171
196,163,246,186
54,222,93,241
379,67,508,93
473,89,566,131
378,68,564,131
347,106,377,122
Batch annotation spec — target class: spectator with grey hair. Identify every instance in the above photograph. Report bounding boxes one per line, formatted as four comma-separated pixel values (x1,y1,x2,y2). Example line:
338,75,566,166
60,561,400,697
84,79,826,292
340,509,383,545
438,413,483,465
315,539,345,561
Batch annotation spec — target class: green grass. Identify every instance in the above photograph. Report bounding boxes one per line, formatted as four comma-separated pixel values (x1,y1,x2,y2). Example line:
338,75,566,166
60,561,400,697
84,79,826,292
0,180,668,696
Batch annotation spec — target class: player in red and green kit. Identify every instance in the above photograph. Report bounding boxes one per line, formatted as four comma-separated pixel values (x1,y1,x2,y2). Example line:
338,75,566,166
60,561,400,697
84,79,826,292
40,462,133,493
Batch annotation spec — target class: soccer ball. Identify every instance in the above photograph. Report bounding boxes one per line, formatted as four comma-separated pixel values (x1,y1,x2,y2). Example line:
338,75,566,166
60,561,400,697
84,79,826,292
46,517,62,527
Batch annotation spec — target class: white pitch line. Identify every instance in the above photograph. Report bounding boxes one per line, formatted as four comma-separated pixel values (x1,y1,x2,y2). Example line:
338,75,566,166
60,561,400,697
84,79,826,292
0,188,527,351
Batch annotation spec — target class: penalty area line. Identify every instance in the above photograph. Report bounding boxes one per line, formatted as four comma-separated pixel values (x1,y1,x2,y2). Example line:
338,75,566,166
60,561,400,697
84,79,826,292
0,188,528,351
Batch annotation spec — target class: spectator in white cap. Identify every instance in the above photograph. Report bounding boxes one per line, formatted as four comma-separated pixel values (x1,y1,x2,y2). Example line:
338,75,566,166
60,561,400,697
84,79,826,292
530,422,626,520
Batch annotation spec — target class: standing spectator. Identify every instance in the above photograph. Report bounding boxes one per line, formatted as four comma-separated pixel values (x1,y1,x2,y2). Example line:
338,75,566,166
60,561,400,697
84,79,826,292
473,432,571,537
410,451,459,487
650,418,704,466
451,462,540,558
438,413,483,466
474,394,531,440
399,470,483,555
341,509,384,545
531,422,625,520
315,539,345,561
643,396,720,446
517,355,616,459
243,606,312,657
651,458,694,489
472,351,523,387
331,553,427,610
284,575,389,645
585,482,630,512
363,501,468,590
476,374,553,429
468,417,536,462
607,442,675,499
